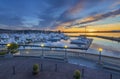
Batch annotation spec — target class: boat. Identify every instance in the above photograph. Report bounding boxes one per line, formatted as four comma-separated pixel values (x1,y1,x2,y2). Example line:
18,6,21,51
48,37,61,42
70,36,93,49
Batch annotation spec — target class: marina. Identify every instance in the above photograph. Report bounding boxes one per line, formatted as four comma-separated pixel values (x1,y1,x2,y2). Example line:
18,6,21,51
0,32,120,58
0,0,120,79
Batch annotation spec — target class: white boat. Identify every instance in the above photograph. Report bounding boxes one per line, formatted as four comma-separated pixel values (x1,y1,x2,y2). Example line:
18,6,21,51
0,32,69,44
48,37,61,42
70,36,92,45
70,36,93,49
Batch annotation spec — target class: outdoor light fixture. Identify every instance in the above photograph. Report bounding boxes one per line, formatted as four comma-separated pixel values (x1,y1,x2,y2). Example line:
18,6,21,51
64,45,68,49
6,43,12,56
41,44,44,47
64,45,68,62
98,48,103,52
98,48,103,64
7,43,11,47
41,43,44,59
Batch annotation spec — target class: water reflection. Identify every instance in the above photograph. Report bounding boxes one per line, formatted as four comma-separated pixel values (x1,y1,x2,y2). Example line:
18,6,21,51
65,33,120,37
30,33,120,58
61,37,120,58
87,37,120,58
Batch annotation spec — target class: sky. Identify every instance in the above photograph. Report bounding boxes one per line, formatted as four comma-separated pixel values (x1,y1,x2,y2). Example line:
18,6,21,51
0,0,120,31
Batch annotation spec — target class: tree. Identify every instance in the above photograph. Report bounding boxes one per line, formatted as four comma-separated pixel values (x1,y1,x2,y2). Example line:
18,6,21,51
7,43,19,54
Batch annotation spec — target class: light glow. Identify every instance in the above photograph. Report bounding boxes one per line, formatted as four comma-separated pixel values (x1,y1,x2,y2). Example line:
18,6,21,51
98,48,103,52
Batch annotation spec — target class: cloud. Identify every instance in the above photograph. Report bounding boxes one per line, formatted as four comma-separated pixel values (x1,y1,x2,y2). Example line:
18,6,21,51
66,1,83,15
110,1,120,9
81,8,120,23
36,0,83,29
0,0,119,30
56,0,83,22
0,14,24,27
64,8,120,28
56,0,105,27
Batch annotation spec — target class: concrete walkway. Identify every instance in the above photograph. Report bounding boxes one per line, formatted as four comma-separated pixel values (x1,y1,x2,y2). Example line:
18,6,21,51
68,57,120,74
0,57,120,79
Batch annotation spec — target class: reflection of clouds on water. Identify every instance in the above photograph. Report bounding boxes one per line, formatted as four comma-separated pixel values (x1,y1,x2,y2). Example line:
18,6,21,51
88,43,120,58
90,41,120,52
91,37,120,51
71,37,120,58
87,48,120,58
66,33,120,37
21,36,120,58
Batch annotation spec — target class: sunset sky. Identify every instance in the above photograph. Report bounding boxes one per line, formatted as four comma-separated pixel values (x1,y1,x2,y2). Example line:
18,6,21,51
0,0,120,31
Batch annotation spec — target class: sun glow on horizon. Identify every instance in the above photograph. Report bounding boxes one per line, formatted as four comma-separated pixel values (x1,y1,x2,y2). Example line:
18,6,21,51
56,22,120,32
87,29,96,32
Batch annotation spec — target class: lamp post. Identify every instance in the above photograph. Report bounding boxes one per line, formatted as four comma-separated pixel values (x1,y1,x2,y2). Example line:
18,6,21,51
7,43,11,54
98,48,103,64
5,43,13,58
64,45,68,62
41,44,44,59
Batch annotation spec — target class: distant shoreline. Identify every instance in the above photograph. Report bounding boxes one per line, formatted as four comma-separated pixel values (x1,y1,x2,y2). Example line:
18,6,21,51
0,28,120,33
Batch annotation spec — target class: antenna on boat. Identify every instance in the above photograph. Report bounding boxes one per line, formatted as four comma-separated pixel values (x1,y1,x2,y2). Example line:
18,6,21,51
85,26,87,37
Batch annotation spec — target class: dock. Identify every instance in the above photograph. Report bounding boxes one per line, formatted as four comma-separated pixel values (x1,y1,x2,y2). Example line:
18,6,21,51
87,35,120,42
69,35,120,42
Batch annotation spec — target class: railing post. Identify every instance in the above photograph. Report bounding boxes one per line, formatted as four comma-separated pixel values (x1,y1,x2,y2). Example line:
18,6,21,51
98,48,103,65
40,64,43,72
64,45,68,62
110,73,112,79
41,48,44,58
41,44,44,59
55,64,57,72
64,49,68,62
82,67,84,78
13,66,15,75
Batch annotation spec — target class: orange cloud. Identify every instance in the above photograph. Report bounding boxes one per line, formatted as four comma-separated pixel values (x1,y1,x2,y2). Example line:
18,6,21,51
76,16,96,24
64,8,120,28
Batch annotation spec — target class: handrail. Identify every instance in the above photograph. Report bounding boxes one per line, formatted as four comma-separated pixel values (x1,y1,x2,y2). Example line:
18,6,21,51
0,43,88,50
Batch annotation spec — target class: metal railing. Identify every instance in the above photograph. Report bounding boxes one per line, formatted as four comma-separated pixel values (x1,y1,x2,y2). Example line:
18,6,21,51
0,43,120,67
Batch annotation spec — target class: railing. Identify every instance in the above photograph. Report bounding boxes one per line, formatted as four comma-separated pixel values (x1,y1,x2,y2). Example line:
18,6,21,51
0,43,120,67
14,47,120,67
0,43,88,50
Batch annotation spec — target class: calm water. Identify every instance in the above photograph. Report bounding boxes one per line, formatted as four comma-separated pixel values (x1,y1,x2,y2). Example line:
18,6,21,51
24,33,120,58
31,36,120,58
87,37,120,58
64,33,120,58
65,33,120,37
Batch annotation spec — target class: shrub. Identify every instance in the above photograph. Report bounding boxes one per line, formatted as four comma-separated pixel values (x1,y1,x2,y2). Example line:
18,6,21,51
0,52,6,55
7,43,19,54
74,70,81,79
32,64,39,75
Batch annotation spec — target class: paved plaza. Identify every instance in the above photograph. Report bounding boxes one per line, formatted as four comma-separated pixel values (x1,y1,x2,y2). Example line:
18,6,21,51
0,57,120,79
